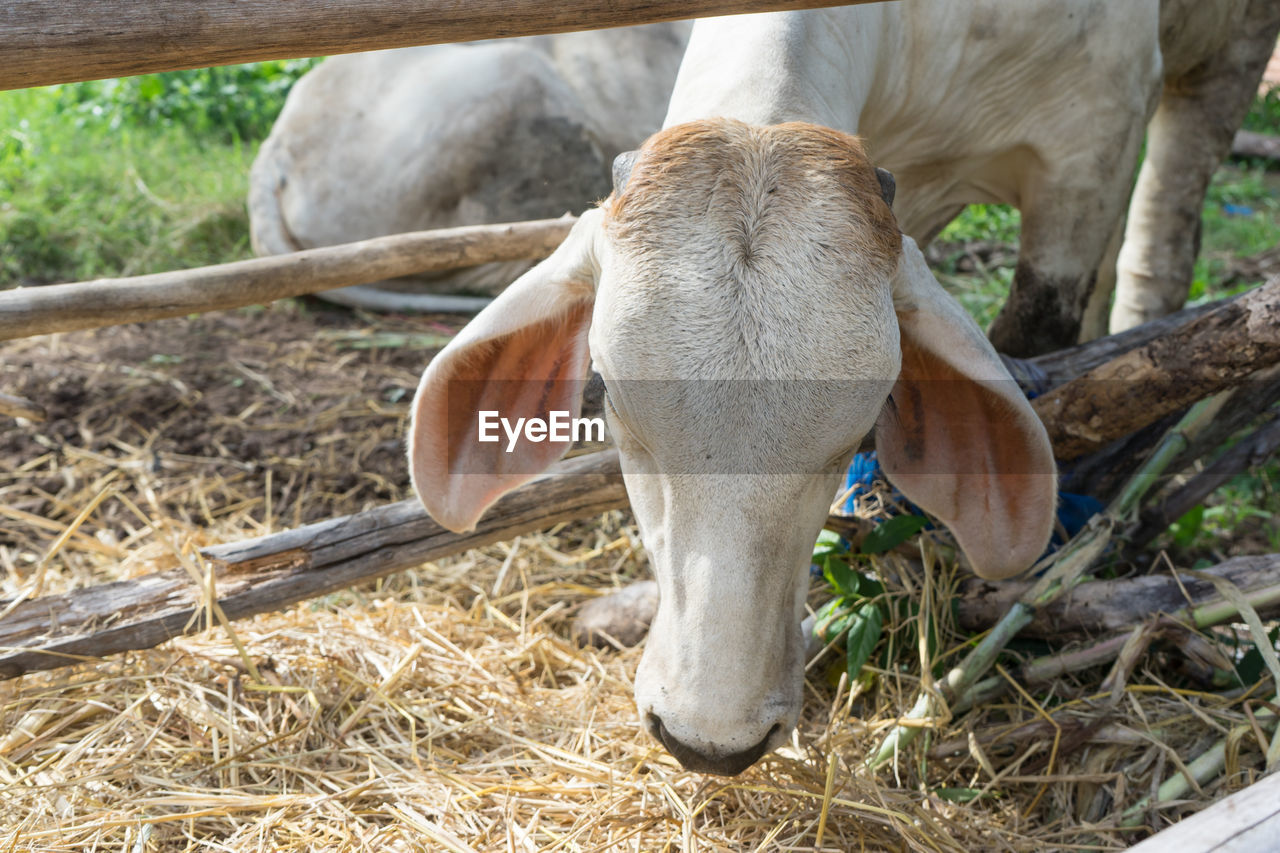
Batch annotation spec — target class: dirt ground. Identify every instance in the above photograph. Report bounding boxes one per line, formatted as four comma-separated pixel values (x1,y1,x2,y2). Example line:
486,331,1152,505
0,300,464,586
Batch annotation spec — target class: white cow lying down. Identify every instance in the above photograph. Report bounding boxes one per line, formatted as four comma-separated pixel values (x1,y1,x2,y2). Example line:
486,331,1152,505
248,24,689,310
405,2,1279,776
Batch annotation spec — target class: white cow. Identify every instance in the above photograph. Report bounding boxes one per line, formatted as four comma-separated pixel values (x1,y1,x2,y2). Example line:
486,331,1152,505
248,24,690,310
406,1,1280,775
411,121,1058,774
406,2,1086,774
395,0,1280,777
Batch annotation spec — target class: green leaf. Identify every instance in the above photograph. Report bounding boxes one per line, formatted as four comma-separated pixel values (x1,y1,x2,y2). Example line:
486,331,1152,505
821,555,860,598
860,514,929,555
812,528,845,560
813,598,854,642
845,602,884,681
1171,504,1205,548
858,574,885,597
1236,625,1280,685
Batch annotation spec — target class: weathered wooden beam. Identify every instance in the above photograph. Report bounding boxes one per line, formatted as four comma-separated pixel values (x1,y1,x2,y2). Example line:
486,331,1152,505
1059,364,1280,502
1033,278,1280,460
1124,771,1280,853
955,554,1280,640
0,450,627,679
1,0,881,91
1024,298,1229,389
0,218,573,342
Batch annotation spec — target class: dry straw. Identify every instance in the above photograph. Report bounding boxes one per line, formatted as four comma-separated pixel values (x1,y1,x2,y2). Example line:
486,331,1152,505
1,302,1276,850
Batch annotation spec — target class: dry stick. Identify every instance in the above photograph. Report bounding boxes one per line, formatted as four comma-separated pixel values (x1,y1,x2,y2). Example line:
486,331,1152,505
1031,276,1280,461
866,395,1229,771
0,450,627,680
0,218,575,342
953,571,1280,716
953,554,1280,641
2,0,881,91
0,392,46,422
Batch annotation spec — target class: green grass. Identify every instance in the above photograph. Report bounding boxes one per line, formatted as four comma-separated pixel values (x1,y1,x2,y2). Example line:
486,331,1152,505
931,205,1021,329
1189,165,1280,302
0,61,316,288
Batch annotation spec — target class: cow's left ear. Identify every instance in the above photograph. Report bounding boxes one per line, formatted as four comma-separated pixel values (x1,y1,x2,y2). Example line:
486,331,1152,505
876,235,1057,579
408,210,603,533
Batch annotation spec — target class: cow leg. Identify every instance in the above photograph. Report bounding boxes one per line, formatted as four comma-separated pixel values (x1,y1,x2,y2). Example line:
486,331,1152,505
1112,1,1280,332
988,160,1142,358
1079,214,1126,343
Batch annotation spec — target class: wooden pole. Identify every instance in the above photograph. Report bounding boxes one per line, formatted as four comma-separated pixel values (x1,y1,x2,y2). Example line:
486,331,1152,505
0,218,574,342
0,450,627,680
954,553,1280,639
2,0,881,91
1232,129,1280,162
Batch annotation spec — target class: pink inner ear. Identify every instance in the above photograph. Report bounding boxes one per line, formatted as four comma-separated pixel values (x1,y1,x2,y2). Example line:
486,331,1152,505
877,335,1057,580
410,302,593,532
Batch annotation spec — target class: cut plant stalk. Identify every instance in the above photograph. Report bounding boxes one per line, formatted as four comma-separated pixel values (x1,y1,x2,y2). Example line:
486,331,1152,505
1119,706,1278,828
866,394,1229,771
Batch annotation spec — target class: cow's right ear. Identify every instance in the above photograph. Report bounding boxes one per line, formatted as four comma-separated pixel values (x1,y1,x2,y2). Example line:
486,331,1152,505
408,210,603,532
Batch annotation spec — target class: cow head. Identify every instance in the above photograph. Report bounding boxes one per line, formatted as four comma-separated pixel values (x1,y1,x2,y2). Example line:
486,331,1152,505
408,118,1056,775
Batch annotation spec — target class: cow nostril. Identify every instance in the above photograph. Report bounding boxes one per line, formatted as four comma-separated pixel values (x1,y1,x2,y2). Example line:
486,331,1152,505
646,713,781,776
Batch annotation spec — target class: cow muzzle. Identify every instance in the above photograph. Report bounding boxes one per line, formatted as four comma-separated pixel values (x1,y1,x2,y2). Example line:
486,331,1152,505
646,712,784,776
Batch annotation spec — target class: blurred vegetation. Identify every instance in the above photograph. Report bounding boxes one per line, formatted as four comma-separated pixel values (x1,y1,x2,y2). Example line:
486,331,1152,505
1243,87,1280,135
0,60,318,288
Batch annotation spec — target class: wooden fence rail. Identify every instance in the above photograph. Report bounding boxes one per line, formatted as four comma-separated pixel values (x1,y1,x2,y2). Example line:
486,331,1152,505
0,450,627,679
2,0,881,91
0,218,573,341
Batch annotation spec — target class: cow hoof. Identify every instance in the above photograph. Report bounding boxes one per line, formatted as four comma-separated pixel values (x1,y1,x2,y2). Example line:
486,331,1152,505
571,581,658,649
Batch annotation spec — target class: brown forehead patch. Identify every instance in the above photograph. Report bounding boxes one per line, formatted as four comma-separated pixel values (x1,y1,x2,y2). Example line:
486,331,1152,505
605,118,901,274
